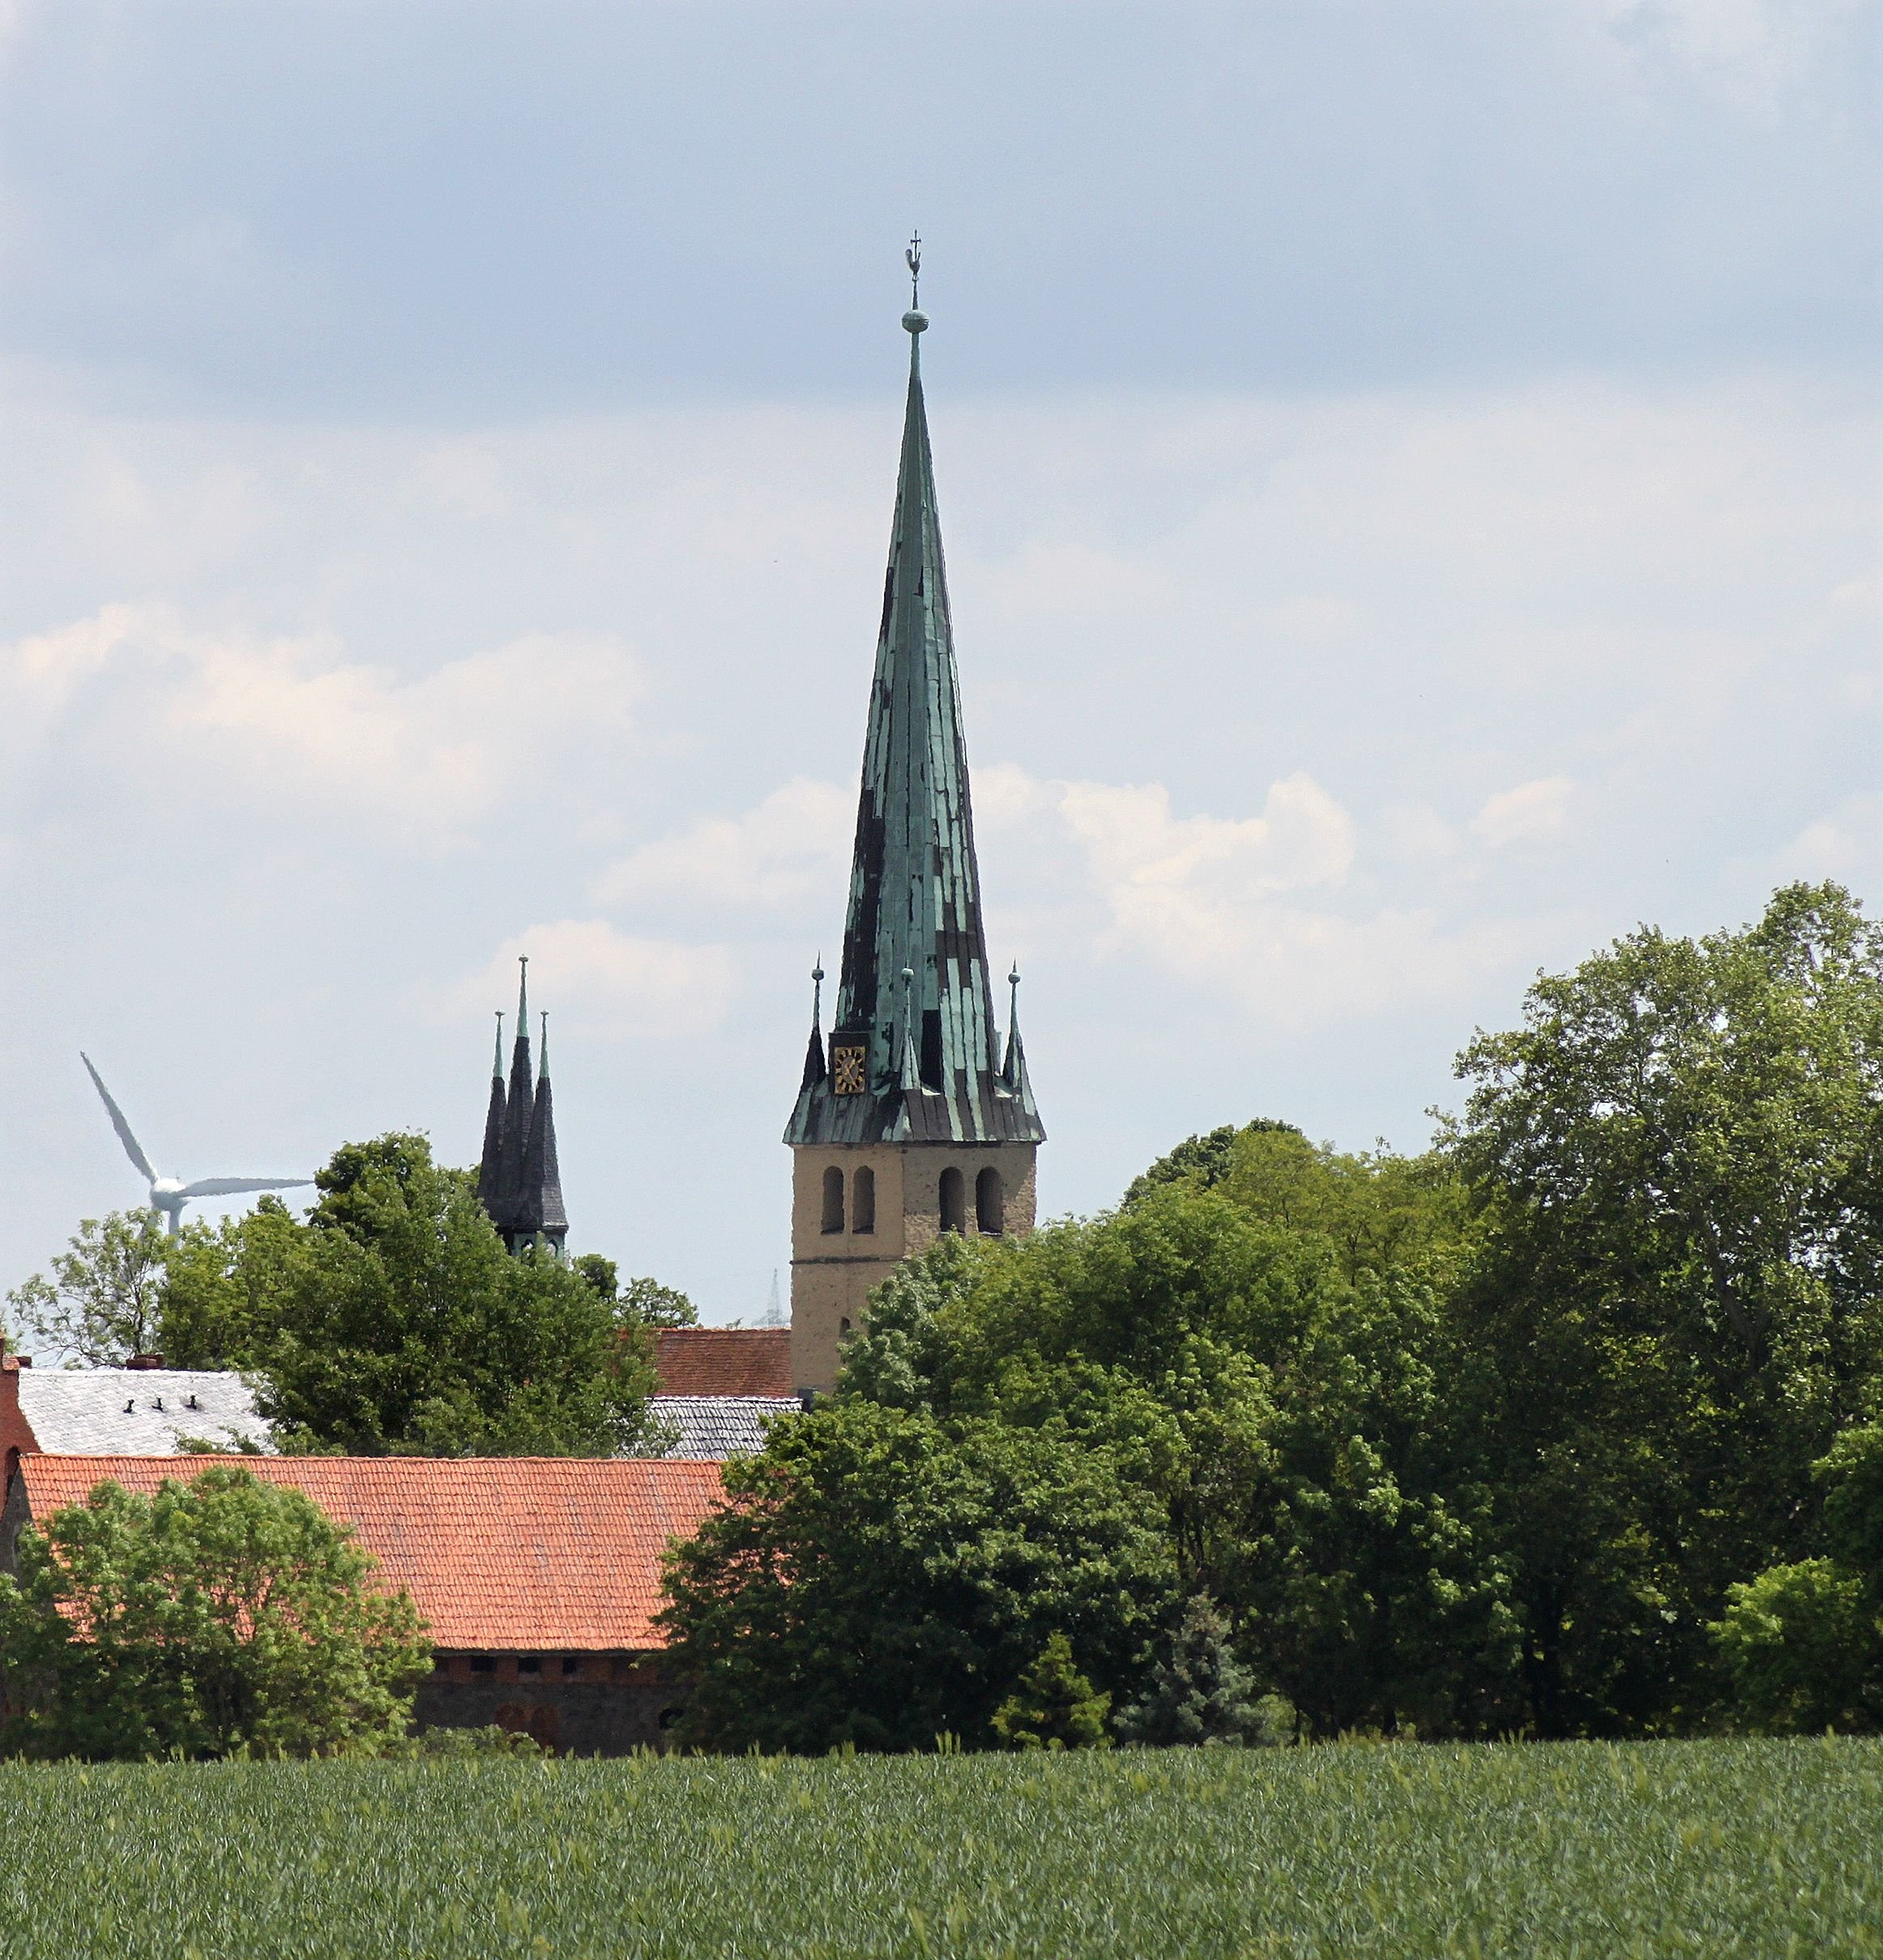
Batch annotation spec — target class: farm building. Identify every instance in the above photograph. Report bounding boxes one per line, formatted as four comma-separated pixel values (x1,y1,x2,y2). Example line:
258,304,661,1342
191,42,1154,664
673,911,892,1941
1,1355,272,1483
647,1326,799,1459
1,1453,724,1753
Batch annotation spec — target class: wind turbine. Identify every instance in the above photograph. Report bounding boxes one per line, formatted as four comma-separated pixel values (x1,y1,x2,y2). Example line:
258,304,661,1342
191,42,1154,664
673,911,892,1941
80,1052,313,1236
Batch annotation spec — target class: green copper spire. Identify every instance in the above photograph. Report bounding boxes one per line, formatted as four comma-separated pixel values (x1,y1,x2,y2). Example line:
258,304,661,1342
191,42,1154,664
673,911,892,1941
786,254,1044,1149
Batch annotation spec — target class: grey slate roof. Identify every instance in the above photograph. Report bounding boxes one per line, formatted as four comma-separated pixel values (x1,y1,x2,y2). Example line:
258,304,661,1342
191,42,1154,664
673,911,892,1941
15,1369,274,1455
646,1397,797,1462
785,308,1044,1151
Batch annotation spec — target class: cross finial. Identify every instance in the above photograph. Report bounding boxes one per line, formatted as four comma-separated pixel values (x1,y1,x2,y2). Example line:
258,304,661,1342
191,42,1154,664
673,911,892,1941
906,231,921,307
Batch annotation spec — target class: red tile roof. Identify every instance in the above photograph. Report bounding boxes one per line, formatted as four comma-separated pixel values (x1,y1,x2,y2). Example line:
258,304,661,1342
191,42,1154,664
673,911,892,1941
651,1327,794,1398
12,1456,724,1653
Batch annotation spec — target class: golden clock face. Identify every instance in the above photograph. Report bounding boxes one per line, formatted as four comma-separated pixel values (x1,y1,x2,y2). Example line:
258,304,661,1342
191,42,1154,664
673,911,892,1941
832,1045,866,1095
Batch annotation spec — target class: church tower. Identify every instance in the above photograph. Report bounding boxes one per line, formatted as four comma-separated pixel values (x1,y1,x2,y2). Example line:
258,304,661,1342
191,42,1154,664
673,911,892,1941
784,255,1044,1394
478,955,569,1258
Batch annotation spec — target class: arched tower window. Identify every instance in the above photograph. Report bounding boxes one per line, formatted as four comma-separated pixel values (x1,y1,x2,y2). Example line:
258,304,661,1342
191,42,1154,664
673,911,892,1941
852,1167,876,1235
976,1166,1005,1235
939,1167,966,1234
821,1166,845,1234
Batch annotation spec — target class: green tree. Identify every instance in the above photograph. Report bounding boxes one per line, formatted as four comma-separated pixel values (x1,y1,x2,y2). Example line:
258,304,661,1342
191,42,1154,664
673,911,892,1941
839,1192,1518,1738
152,1134,660,1456
657,1398,1174,1753
1713,1561,1879,1734
571,1253,619,1303
1449,882,1883,1734
1115,1595,1281,1746
834,1233,982,1412
1713,1423,1883,1735
258,1135,660,1455
618,1275,699,1327
989,1633,1112,1750
158,1195,305,1369
1819,1421,1883,1578
1219,1126,1472,1283
6,1211,171,1363
0,1467,430,1759
1121,1124,1286,1208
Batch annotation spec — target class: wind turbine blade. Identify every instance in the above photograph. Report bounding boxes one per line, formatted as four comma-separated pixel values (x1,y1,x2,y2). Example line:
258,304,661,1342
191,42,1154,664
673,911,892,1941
177,1176,314,1199
79,1052,157,1184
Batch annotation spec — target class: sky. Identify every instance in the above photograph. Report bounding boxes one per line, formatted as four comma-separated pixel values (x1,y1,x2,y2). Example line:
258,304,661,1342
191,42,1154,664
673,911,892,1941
1,0,1878,1329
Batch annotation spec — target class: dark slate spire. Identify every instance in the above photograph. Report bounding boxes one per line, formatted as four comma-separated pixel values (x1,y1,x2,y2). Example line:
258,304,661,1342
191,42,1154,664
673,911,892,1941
786,270,1044,1149
479,957,569,1257
477,1012,506,1212
517,1011,568,1252
497,956,535,1215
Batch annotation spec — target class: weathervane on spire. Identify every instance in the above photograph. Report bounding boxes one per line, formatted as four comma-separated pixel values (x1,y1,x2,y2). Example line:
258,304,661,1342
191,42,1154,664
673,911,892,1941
903,233,928,342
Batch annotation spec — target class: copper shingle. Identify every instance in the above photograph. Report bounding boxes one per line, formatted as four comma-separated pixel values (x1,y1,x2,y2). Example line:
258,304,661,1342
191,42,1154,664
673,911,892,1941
651,1328,793,1398
12,1455,723,1651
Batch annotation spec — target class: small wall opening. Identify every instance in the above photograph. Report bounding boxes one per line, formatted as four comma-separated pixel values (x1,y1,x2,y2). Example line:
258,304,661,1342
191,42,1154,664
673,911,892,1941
821,1165,845,1234
939,1167,966,1234
920,1010,944,1091
852,1166,876,1235
976,1167,1005,1235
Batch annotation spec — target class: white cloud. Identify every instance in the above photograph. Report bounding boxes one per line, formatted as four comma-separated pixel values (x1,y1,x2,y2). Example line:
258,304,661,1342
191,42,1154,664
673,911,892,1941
447,921,734,1040
0,604,135,707
1059,771,1355,905
0,605,639,842
1471,777,1576,848
1044,771,1519,1023
1739,794,1883,889
1381,802,1462,862
595,776,852,912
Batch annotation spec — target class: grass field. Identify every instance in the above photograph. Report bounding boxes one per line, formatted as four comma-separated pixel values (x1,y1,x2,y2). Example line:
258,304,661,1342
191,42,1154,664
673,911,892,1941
0,1739,1876,1958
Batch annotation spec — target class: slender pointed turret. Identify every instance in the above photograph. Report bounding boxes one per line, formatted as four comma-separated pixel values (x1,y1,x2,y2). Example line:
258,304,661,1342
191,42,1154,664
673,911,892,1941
497,957,535,1212
517,1011,567,1251
477,1013,506,1212
799,961,828,1093
1001,963,1033,1099
784,247,1044,1394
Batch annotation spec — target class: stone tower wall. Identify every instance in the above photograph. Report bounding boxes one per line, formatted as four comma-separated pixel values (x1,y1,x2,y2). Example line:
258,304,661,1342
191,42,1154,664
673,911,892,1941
788,1142,1037,1394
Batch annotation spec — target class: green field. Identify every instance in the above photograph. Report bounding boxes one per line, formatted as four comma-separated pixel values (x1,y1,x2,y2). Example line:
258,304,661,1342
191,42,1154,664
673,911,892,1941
0,1740,1877,1958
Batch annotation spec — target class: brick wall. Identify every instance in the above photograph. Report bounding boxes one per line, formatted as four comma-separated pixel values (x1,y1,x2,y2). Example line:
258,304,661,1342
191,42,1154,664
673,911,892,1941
0,1361,37,1502
419,1652,685,1753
